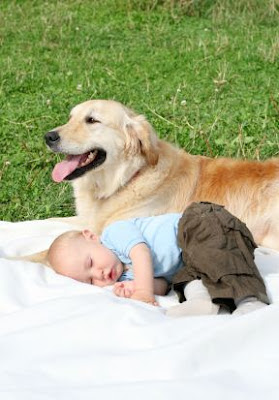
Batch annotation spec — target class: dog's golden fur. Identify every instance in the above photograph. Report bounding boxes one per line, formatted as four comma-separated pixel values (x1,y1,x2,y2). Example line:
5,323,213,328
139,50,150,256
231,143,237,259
44,99,279,253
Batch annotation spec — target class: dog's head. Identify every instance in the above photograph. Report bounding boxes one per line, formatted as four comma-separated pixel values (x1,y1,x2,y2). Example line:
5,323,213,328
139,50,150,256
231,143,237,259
45,100,159,183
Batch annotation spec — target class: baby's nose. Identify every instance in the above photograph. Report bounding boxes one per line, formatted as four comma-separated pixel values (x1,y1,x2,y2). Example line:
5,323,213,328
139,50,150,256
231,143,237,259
94,269,105,280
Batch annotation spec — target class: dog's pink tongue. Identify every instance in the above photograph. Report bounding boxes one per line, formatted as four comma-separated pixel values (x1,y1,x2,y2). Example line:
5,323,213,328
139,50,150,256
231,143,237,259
52,155,83,182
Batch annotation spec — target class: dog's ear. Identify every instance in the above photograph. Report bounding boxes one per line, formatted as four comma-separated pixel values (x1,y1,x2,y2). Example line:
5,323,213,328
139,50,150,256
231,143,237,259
124,115,159,166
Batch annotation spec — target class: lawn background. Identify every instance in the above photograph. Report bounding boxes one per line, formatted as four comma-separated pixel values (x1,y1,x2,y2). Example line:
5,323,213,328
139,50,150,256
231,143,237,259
0,0,279,221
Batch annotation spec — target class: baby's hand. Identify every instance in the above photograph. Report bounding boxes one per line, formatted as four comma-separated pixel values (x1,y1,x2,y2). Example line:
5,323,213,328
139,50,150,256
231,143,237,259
130,290,158,306
113,281,135,298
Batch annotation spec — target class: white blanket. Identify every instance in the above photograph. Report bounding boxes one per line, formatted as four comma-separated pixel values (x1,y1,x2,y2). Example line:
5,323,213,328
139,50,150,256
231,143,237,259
0,218,279,400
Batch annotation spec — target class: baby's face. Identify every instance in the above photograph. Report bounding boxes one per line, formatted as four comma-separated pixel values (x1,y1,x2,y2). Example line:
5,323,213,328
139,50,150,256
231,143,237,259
50,230,123,287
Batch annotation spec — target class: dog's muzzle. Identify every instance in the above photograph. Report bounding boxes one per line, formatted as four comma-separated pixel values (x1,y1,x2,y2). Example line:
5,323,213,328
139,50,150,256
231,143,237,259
45,128,107,182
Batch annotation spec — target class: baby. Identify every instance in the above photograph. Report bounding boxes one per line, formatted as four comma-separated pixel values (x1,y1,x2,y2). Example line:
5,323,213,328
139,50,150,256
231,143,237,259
47,228,168,305
47,202,269,316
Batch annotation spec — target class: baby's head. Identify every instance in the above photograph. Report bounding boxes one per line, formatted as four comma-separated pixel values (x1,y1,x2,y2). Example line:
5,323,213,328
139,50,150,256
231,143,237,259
47,229,123,287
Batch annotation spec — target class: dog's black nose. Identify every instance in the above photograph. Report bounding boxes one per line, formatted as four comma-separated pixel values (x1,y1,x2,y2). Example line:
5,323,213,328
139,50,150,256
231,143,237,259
45,131,60,146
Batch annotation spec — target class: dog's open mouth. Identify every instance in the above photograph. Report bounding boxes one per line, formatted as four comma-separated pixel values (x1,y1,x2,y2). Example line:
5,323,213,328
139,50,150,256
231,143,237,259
51,149,107,182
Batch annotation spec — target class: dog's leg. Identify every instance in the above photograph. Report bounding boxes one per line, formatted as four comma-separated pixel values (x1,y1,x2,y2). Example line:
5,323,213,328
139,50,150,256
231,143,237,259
48,215,87,227
261,226,279,251
6,217,88,266
8,249,49,265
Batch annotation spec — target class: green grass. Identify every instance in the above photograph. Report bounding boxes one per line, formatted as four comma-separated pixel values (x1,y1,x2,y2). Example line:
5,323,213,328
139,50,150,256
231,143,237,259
1,0,279,221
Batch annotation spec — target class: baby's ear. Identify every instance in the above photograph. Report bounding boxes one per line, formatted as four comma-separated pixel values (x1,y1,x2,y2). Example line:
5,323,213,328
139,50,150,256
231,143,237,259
82,229,99,241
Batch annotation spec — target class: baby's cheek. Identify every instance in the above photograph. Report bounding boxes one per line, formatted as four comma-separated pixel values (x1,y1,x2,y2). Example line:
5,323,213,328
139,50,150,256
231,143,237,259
93,279,106,287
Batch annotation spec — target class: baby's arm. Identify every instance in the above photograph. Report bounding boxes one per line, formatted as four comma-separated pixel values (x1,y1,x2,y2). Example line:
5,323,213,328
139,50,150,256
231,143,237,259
129,243,157,305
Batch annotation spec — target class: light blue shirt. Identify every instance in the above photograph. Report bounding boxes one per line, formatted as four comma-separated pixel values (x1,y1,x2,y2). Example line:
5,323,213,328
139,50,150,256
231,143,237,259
100,213,183,283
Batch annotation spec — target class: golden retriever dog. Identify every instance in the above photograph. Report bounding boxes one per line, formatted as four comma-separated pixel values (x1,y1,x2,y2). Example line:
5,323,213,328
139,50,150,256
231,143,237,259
43,99,278,253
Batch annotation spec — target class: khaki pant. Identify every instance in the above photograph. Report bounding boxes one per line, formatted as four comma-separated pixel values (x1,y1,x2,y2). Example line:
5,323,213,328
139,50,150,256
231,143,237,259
172,202,269,312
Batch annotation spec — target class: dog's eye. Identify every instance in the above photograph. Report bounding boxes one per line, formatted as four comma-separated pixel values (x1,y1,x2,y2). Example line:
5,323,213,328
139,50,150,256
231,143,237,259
86,116,99,124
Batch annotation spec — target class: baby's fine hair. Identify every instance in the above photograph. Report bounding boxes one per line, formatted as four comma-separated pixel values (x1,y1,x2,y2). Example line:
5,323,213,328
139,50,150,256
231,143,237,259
47,230,82,268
